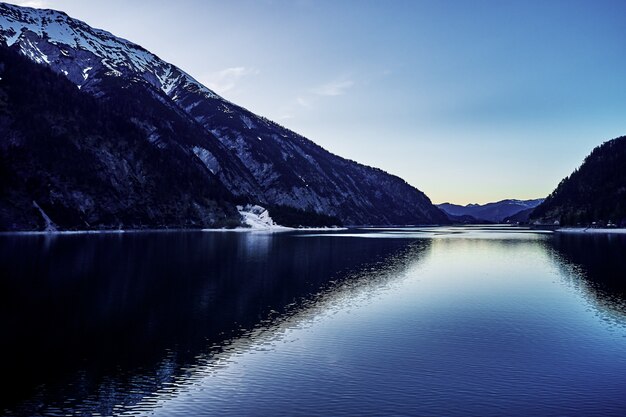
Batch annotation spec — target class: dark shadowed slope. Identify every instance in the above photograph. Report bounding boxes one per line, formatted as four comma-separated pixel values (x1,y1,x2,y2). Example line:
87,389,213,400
0,46,239,230
503,207,535,224
531,136,626,226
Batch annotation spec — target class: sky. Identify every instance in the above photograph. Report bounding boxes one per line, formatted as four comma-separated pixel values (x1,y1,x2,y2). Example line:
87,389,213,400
12,0,626,204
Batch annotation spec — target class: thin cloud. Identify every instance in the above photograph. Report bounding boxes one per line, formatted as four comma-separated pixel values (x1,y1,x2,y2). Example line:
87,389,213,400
296,96,310,107
312,79,354,96
203,66,259,94
12,0,51,7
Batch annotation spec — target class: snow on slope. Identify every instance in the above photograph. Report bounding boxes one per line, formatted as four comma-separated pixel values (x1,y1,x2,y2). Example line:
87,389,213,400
0,2,217,98
233,205,347,231
237,204,290,230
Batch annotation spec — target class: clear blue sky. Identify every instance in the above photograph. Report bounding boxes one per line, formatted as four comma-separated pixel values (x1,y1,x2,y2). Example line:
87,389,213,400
14,0,626,204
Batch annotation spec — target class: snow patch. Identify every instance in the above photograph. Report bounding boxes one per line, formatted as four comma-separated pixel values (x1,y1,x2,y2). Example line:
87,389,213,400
20,36,50,63
3,27,21,46
237,204,290,230
82,65,92,80
104,69,122,77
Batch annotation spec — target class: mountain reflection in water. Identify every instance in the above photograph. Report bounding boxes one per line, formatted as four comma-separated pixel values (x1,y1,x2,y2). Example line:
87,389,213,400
0,231,427,416
549,232,626,325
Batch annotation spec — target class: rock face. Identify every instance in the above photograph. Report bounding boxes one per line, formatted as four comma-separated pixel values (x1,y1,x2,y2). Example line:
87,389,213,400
531,136,626,226
0,2,448,229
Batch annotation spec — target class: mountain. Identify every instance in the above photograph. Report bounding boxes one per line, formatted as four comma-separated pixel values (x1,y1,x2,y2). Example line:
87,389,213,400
438,198,544,223
0,2,448,229
530,136,626,226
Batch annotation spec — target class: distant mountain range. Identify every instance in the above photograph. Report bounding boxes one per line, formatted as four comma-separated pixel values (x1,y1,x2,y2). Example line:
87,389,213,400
0,2,448,230
531,136,626,226
437,199,544,223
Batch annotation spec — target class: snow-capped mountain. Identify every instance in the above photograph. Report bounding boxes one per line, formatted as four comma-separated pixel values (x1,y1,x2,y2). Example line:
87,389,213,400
0,2,448,227
0,3,216,98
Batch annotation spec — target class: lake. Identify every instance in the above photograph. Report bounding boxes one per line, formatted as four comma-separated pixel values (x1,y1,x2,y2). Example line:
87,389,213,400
2,226,626,416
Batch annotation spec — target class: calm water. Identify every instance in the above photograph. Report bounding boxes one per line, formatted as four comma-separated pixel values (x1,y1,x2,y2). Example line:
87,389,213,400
2,226,626,416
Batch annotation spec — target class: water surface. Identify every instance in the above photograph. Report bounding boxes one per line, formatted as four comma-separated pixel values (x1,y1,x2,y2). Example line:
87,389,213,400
2,226,626,416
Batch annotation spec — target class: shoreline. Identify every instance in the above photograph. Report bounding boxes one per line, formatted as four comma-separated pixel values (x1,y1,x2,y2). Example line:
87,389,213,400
0,226,349,236
556,227,626,235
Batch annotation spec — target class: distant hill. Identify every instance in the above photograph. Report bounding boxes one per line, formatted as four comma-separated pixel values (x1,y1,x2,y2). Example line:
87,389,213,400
503,207,535,224
438,199,544,223
443,213,485,224
530,136,626,226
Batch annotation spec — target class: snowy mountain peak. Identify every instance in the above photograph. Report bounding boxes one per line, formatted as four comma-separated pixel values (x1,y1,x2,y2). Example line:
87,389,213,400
0,2,219,99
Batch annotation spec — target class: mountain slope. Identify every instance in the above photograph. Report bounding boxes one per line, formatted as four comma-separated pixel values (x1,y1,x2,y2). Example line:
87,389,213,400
0,45,239,230
0,2,448,226
530,136,626,226
502,207,535,224
438,199,544,223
